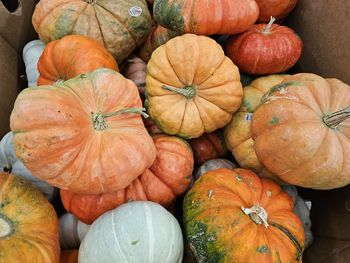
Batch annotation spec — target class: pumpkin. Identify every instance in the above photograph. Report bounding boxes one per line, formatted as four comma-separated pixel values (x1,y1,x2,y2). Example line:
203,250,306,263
226,17,303,75
23,39,45,87
143,117,162,134
122,55,147,98
184,168,305,263
60,133,194,224
79,201,184,263
153,0,259,35
61,250,79,263
10,68,156,194
256,0,298,23
0,131,57,201
224,75,288,183
59,213,90,249
189,130,228,166
0,172,60,262
146,34,243,139
32,0,152,64
252,73,350,189
138,24,180,62
37,35,118,86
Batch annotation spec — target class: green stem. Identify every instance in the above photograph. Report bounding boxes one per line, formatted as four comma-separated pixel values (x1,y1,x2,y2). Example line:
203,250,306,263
92,107,148,131
0,214,13,239
323,107,350,129
162,85,196,99
263,16,276,34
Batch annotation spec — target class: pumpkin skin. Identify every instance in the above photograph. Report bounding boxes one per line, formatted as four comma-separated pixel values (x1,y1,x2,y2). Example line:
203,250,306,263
122,55,147,98
153,0,259,35
146,34,243,139
59,213,90,249
184,168,305,263
256,0,298,23
138,24,180,62
224,75,288,183
0,131,57,201
10,68,156,194
0,172,60,262
79,201,184,263
23,39,45,87
61,250,79,263
60,134,194,224
226,19,303,75
189,130,228,166
252,73,350,189
37,35,118,86
32,0,152,64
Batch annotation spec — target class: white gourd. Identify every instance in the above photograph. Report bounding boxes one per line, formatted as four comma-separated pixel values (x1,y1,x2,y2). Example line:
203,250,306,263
79,201,184,263
22,39,45,87
59,213,90,249
0,131,56,201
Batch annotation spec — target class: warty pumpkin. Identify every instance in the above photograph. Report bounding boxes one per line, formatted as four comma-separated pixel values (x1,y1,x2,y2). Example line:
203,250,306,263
252,73,350,189
146,34,243,139
0,172,60,262
32,0,152,63
184,168,305,263
153,0,259,35
10,68,156,194
37,35,118,86
60,134,194,224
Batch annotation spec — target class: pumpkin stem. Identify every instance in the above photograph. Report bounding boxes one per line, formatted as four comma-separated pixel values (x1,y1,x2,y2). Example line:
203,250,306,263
55,79,65,85
242,205,269,228
92,108,149,131
323,107,350,129
162,85,196,99
0,214,13,239
86,0,97,4
263,16,276,34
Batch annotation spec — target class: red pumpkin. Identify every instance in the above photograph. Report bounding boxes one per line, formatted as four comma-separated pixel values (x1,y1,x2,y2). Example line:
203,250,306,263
226,17,303,75
61,134,194,224
256,0,298,22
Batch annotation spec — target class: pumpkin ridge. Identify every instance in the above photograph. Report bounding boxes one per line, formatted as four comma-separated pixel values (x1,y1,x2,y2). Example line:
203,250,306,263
196,54,227,86
164,44,187,86
178,100,189,134
71,3,90,37
195,93,231,114
91,4,106,46
147,167,176,196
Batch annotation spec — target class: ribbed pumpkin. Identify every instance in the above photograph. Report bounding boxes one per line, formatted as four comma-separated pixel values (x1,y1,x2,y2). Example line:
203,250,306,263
60,134,194,224
252,73,350,189
226,17,303,75
224,75,288,183
10,68,156,194
23,39,45,87
138,24,180,62
146,34,243,139
32,0,152,63
184,168,305,263
122,55,147,98
153,0,259,35
37,35,118,85
256,0,298,22
189,130,228,166
61,250,79,263
0,172,60,262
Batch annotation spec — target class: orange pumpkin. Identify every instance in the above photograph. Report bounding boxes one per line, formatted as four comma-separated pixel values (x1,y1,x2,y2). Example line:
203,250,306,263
61,134,194,224
252,73,350,189
61,250,78,263
10,68,156,194
184,168,305,262
256,0,298,22
0,172,60,262
37,35,118,86
146,34,243,139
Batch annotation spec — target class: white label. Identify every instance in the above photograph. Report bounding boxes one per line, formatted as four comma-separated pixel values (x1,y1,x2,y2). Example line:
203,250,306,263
129,6,143,17
245,113,253,121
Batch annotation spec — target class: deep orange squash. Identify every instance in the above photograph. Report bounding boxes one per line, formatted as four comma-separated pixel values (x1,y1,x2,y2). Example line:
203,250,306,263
61,250,78,263
60,134,194,224
37,35,118,86
10,68,156,194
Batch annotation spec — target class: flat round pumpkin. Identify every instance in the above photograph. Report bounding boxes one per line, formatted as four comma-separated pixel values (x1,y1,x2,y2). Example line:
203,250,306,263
184,168,305,263
0,172,60,262
252,73,350,189
10,68,156,194
32,0,152,63
146,34,243,139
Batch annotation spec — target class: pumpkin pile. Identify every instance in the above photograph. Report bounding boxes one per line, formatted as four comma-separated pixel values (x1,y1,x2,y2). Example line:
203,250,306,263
0,0,348,262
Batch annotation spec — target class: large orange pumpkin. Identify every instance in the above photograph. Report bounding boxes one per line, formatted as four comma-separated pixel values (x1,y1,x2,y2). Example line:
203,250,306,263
10,68,156,194
32,0,152,63
37,35,118,86
146,34,243,139
184,168,305,263
0,172,60,262
252,73,350,189
153,0,259,35
60,134,194,224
